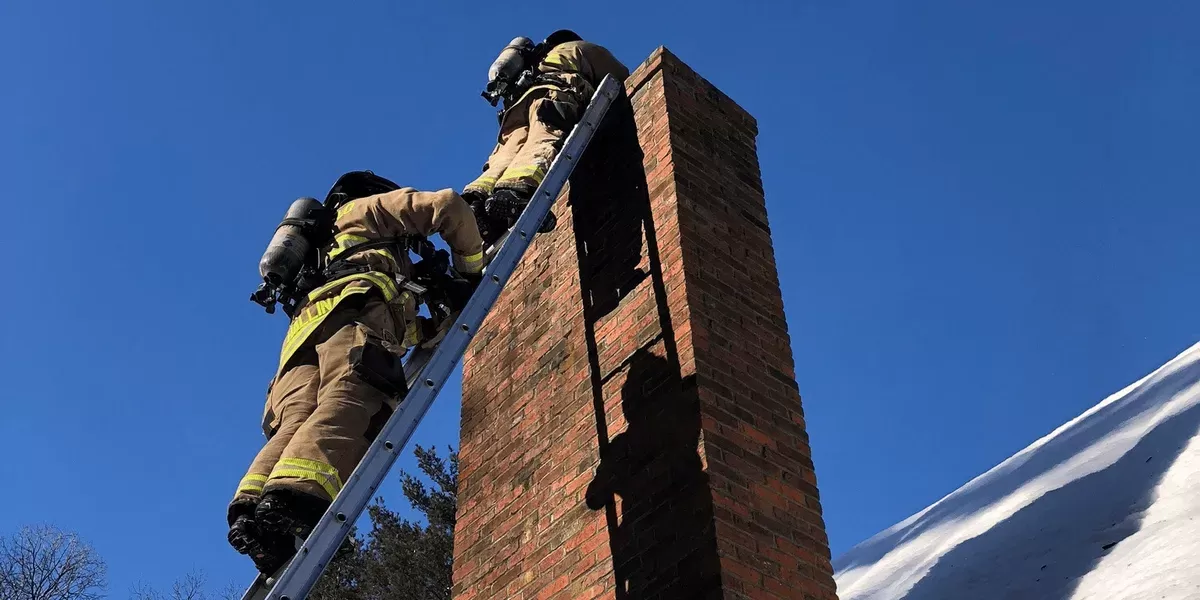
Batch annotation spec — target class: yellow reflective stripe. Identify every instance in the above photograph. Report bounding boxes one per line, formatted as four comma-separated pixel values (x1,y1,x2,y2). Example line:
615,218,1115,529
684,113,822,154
379,249,396,266
305,272,398,304
279,293,356,371
542,51,578,71
303,278,346,303
327,235,397,267
275,458,341,482
503,165,544,177
359,271,398,301
269,469,339,500
404,321,421,347
237,474,268,495
499,164,547,184
278,272,400,374
336,201,356,220
282,296,338,355
455,251,485,274
328,233,369,259
466,176,497,194
270,458,343,500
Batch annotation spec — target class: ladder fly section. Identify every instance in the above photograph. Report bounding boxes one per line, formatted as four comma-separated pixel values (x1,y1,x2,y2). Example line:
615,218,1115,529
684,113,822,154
241,74,622,600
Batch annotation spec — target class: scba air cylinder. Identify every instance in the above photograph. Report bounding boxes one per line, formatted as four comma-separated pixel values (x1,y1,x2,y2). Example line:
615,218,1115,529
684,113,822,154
259,196,324,287
488,37,535,85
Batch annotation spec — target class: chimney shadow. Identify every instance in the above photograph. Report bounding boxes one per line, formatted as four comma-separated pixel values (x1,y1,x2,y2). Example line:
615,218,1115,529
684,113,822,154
569,92,723,600
568,91,650,324
585,351,723,599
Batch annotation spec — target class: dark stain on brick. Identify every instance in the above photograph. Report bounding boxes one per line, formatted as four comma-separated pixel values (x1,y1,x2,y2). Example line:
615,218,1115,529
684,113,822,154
768,366,800,392
537,339,570,374
739,209,771,235
515,459,537,492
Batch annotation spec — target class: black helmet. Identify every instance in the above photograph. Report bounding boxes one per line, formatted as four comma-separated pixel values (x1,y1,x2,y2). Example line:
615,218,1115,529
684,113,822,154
541,29,582,50
324,170,400,209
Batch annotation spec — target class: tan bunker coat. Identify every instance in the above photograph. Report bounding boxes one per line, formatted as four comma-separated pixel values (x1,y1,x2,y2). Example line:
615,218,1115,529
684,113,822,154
233,188,484,504
464,40,629,197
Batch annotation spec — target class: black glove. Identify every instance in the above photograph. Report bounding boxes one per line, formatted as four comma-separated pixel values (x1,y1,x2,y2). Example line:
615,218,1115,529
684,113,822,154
411,249,451,283
464,190,505,246
444,273,481,313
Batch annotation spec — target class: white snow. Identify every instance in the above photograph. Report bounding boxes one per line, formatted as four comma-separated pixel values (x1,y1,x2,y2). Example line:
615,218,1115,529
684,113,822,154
833,342,1200,600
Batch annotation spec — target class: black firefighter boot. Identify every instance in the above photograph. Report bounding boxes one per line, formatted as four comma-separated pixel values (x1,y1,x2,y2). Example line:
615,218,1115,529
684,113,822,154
227,501,297,575
255,488,332,541
486,188,557,236
464,189,505,247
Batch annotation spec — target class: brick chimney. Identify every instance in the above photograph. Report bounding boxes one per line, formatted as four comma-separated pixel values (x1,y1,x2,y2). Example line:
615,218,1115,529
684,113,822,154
453,47,839,600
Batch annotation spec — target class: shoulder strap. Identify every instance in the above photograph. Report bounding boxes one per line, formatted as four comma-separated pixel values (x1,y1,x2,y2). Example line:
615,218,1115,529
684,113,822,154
323,237,415,274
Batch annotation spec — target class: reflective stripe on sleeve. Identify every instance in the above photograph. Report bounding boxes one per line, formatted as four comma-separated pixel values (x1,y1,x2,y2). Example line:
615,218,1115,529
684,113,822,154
455,251,485,274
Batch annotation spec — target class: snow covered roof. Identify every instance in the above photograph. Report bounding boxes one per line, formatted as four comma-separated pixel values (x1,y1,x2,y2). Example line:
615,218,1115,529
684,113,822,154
833,342,1200,600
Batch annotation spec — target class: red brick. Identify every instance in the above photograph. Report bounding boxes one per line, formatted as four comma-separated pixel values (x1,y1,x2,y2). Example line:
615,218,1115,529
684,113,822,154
535,574,570,600
455,47,837,600
721,557,764,587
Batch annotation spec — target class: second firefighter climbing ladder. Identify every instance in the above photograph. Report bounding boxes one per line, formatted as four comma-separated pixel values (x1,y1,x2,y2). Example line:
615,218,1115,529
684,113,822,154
240,74,623,600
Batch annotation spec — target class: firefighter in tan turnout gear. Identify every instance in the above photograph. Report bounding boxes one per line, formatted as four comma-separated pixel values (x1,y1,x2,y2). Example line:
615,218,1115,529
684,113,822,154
229,171,485,575
465,29,629,244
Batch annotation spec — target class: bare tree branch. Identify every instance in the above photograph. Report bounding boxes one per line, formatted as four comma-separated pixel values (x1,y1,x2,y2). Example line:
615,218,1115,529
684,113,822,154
130,571,237,600
216,582,240,600
129,581,164,600
0,525,106,600
174,572,207,600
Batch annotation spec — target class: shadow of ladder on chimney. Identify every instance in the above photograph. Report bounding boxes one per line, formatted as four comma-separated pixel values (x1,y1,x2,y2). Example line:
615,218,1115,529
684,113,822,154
454,48,840,600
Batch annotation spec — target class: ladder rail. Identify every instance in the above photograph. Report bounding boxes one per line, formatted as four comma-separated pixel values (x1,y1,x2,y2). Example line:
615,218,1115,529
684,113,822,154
241,74,623,600
239,347,435,600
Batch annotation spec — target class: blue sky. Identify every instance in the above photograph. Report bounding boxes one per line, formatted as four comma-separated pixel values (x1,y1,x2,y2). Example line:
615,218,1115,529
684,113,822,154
1,0,1197,595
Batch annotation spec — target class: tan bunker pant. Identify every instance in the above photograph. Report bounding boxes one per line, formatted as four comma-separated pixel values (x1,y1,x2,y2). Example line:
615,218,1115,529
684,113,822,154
233,295,402,504
232,187,483,508
465,88,582,198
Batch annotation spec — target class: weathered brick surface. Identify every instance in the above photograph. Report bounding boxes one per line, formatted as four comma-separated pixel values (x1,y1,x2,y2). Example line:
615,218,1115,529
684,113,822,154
455,47,837,600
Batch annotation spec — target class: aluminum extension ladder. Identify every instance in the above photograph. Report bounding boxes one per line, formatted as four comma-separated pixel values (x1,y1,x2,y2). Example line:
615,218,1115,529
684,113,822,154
240,74,622,600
